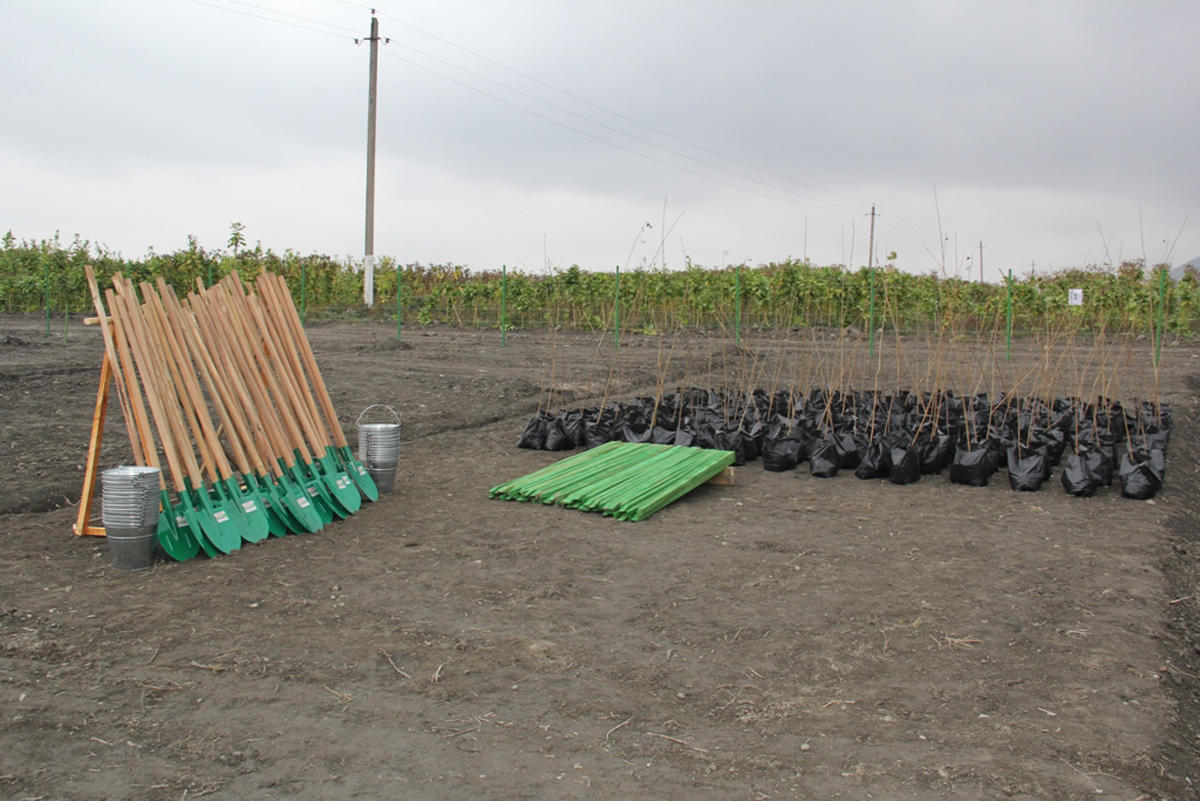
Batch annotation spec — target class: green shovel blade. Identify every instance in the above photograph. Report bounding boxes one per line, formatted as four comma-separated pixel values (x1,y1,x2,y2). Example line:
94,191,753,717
156,490,199,561
272,472,325,533
185,480,241,554
179,492,220,558
294,449,355,518
246,473,291,536
336,445,379,502
221,477,271,543
285,461,335,525
317,451,362,513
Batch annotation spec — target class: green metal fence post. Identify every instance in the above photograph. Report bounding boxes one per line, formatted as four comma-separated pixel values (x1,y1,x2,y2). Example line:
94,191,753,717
43,254,50,337
734,263,741,347
1156,266,1166,367
614,264,621,350
300,260,307,325
396,264,402,343
501,264,508,347
868,262,876,359
1006,268,1013,361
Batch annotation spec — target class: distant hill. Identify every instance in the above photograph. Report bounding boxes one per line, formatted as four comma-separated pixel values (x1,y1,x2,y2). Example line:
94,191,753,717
1170,256,1200,281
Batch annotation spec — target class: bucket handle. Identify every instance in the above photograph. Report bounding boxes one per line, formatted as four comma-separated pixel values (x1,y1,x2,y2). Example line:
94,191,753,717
356,404,401,429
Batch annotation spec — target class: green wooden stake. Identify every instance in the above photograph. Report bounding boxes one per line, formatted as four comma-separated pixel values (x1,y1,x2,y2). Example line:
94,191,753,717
1155,266,1166,367
734,263,741,347
501,264,508,347
396,265,402,342
614,264,621,350
207,261,213,288
64,307,69,343
1006,268,1013,361
868,262,876,359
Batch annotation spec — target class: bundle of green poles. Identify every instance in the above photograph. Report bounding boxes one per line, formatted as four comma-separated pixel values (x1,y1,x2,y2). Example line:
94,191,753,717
490,441,734,521
85,266,379,561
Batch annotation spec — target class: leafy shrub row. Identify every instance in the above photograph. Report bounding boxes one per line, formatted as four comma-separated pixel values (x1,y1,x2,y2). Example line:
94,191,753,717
4,230,1197,334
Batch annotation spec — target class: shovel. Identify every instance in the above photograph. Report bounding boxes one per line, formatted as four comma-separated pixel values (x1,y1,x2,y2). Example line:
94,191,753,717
158,282,292,537
208,279,356,519
110,279,242,556
240,284,363,514
180,284,317,535
258,272,379,501
189,284,337,527
140,282,271,544
85,267,199,561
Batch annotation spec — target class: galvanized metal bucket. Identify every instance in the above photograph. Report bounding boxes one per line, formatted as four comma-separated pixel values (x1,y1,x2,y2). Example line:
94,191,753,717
356,405,401,493
101,466,161,570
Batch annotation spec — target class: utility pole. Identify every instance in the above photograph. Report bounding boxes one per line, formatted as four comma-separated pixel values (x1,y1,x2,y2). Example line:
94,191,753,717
359,13,385,306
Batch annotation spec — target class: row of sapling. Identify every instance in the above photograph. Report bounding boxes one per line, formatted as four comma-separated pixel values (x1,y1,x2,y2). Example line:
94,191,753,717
518,262,1169,499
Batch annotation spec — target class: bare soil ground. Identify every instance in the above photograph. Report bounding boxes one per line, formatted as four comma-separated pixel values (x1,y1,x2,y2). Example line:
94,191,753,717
3,314,1200,800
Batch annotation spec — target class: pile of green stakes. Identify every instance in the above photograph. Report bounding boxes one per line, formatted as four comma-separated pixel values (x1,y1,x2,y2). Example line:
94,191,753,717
489,441,734,521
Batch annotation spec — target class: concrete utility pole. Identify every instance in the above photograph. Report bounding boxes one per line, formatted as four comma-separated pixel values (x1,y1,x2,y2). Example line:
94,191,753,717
362,13,382,306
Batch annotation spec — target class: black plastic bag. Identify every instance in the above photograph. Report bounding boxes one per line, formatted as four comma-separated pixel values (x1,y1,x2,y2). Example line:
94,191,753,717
1084,442,1115,486
919,431,954,474
562,410,588,448
808,437,840,478
1060,451,1098,497
584,416,615,449
517,412,552,450
543,415,574,451
949,445,993,487
621,419,653,443
834,429,865,469
1007,446,1048,492
650,425,676,445
762,436,805,472
1119,449,1165,500
888,445,922,485
854,438,890,479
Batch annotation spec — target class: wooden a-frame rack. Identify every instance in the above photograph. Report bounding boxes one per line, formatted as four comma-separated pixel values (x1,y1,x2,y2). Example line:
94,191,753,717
75,310,160,538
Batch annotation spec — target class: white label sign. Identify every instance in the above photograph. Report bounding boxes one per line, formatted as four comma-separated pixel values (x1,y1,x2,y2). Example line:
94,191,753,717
1068,288,1083,306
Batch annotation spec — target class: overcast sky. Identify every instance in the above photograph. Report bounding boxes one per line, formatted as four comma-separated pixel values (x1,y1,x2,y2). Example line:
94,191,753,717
2,1,1196,281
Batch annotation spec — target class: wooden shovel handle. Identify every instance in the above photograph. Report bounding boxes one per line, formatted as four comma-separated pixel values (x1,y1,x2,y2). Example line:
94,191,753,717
140,282,234,482
107,280,190,492
211,279,313,461
261,272,351,448
190,283,297,473
159,282,259,478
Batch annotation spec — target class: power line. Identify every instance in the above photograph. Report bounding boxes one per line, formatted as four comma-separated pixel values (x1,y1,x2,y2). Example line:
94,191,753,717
185,0,357,40
222,0,362,34
364,3,873,211
381,36,860,215
378,47,851,213
187,0,912,230
334,0,872,211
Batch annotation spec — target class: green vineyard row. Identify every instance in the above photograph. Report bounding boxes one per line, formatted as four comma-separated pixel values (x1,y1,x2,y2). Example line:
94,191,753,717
4,231,1197,335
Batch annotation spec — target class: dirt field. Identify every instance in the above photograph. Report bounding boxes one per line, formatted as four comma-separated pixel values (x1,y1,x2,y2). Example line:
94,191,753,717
3,313,1200,800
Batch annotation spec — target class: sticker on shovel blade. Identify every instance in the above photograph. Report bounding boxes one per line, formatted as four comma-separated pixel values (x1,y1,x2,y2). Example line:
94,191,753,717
357,464,367,475
295,495,311,508
241,500,259,514
176,515,189,528
213,510,230,523
307,486,319,497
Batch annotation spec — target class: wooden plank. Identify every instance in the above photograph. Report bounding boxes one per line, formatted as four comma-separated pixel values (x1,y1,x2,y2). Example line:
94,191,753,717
73,354,112,537
705,466,735,486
